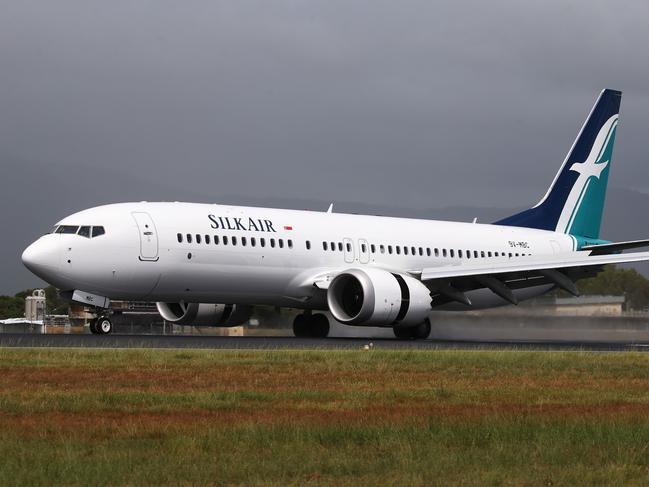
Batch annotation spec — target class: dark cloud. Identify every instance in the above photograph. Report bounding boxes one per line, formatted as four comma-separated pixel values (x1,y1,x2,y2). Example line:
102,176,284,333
1,1,649,294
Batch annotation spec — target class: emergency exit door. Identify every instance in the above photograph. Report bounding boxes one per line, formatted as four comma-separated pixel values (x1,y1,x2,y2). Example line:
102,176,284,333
343,238,355,263
358,239,370,264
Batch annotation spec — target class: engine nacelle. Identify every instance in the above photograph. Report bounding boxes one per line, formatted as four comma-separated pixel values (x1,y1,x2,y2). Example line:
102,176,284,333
327,268,432,327
156,302,252,327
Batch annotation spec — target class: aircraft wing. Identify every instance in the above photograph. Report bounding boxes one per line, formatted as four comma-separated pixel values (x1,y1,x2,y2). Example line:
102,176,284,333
416,250,649,306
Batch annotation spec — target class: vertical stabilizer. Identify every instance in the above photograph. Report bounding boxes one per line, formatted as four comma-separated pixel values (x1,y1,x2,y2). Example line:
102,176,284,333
496,89,621,239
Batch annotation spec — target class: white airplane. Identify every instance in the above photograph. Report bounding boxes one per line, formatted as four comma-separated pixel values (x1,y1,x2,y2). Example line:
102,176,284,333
21,89,649,338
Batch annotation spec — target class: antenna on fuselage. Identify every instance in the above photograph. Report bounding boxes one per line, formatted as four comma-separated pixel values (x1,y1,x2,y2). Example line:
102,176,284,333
326,203,334,214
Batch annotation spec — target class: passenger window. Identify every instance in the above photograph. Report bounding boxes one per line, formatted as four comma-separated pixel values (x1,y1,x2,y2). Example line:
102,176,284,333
338,242,343,251
214,235,219,245
187,234,193,244
426,248,431,257
403,246,408,255
515,253,519,257
260,238,265,247
346,242,351,252
306,240,311,250
58,225,79,234
466,250,471,259
177,233,183,243
419,247,423,256
380,245,385,254
251,237,256,247
323,241,328,251
196,234,201,244
370,244,376,253
223,236,228,245
331,241,335,251
396,246,401,255
78,226,91,238
481,251,485,258
288,240,293,249
361,243,367,253
242,237,247,246
279,239,284,249
508,253,512,258
442,249,447,257
205,235,210,245
270,238,276,248
474,251,478,258
388,245,393,255
232,236,237,246
458,250,463,258
411,246,416,255
488,251,492,257
434,248,439,257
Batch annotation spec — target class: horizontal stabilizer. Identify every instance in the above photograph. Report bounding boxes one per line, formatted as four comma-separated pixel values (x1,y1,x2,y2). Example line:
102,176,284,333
582,239,649,255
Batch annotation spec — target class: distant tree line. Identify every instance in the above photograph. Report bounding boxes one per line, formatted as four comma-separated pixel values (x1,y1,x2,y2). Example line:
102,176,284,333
574,265,649,310
1,266,649,319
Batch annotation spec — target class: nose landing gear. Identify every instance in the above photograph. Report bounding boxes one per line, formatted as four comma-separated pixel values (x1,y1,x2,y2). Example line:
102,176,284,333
293,312,330,338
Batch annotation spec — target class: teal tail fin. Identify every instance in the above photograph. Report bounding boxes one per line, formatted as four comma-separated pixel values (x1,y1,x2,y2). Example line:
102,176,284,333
496,89,621,239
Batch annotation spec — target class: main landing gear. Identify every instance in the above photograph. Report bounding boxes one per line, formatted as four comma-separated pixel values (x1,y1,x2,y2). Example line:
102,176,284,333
89,315,113,335
293,312,330,338
393,319,431,340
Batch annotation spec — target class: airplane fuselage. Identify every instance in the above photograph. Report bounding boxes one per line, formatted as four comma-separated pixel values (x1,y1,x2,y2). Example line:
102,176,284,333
24,202,576,310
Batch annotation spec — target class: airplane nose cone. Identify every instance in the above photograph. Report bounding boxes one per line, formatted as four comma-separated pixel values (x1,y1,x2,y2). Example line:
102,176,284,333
22,239,60,281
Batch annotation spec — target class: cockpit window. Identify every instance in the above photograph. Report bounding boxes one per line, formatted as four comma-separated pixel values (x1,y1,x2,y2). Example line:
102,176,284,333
50,226,60,234
78,226,91,238
92,226,106,238
57,225,79,234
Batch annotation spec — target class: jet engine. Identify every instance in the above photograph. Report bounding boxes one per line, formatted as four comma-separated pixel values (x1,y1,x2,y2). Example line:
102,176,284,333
327,268,432,326
156,302,252,327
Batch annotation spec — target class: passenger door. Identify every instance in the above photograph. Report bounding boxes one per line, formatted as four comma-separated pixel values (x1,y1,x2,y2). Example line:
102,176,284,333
132,212,159,261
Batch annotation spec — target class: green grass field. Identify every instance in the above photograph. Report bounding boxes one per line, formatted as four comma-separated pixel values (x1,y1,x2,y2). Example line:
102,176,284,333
2,348,649,486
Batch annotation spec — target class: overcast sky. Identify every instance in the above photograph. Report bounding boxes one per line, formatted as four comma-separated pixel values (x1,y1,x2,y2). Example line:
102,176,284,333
1,0,649,294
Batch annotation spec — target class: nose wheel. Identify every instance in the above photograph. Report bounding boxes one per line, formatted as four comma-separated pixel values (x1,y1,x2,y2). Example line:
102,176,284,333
293,313,330,338
89,316,113,335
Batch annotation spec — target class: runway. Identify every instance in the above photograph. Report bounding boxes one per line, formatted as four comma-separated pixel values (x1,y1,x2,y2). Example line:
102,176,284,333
1,333,649,351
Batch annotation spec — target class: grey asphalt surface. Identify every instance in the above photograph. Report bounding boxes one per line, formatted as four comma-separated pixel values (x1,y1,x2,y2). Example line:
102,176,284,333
1,333,649,351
